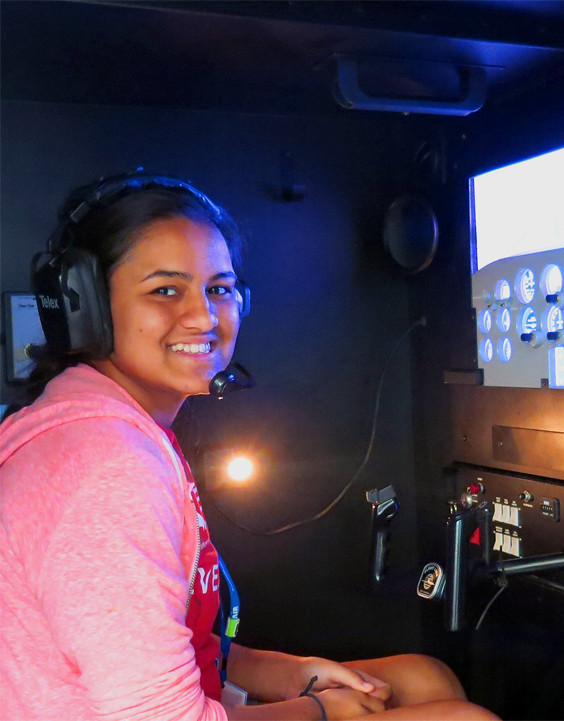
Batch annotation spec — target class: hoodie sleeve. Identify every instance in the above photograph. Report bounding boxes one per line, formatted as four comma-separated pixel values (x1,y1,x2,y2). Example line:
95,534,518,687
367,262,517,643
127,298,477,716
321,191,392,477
34,418,227,721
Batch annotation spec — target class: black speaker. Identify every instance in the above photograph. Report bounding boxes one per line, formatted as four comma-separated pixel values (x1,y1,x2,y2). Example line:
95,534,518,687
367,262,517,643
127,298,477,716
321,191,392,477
32,169,250,357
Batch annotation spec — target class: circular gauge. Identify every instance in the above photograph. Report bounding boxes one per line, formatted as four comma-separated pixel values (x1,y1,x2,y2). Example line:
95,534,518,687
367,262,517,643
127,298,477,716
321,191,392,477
494,279,511,301
540,264,563,296
517,307,538,335
477,309,493,334
514,268,536,304
542,305,564,334
497,337,513,363
496,307,511,333
479,338,494,363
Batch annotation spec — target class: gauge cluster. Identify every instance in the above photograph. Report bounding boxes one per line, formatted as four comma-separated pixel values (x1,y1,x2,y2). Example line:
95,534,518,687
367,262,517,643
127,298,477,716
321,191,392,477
473,249,564,388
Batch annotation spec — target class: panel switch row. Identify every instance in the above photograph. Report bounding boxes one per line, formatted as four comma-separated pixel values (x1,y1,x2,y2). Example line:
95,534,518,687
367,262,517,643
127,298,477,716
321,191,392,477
492,502,521,527
493,530,522,557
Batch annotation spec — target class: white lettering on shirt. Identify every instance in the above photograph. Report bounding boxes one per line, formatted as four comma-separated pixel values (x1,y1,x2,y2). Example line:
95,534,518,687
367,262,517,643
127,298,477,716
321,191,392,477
198,563,220,594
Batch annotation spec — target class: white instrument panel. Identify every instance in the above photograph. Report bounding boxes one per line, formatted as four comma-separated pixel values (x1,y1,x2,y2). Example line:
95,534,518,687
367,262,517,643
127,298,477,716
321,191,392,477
472,249,564,388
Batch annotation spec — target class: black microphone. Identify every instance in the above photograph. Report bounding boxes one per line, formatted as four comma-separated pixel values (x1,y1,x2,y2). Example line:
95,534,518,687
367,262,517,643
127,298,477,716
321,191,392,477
208,362,255,399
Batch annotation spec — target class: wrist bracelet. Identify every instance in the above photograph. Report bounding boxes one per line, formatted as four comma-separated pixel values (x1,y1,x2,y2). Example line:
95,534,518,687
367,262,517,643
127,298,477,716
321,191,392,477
301,692,327,721
299,676,327,721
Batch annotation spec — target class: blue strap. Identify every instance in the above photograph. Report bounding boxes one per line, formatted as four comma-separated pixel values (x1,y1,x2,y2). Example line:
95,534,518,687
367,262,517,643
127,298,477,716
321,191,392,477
217,553,240,684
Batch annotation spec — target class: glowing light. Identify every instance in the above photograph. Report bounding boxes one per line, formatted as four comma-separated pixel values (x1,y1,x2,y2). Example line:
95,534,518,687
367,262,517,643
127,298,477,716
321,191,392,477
226,456,254,482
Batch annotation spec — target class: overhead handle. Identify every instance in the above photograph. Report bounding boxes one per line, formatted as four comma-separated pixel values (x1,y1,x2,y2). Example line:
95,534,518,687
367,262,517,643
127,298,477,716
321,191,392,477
332,58,486,116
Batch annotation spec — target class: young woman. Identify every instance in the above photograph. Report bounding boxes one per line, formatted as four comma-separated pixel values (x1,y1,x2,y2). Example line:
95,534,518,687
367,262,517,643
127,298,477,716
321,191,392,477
0,171,499,721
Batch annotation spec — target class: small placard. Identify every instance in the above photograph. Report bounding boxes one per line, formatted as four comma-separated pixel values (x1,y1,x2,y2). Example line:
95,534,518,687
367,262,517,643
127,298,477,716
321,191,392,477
221,681,248,706
3,293,45,382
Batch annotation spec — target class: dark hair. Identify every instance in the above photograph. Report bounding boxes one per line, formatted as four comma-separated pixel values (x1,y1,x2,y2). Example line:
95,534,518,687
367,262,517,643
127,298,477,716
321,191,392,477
3,182,244,418
64,185,243,277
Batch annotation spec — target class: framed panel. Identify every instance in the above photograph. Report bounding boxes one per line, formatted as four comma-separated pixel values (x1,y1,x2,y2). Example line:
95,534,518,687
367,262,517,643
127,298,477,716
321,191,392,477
3,293,45,382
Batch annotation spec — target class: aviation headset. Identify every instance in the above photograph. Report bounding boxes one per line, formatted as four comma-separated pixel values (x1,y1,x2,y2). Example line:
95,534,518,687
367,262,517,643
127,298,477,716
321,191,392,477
32,169,251,362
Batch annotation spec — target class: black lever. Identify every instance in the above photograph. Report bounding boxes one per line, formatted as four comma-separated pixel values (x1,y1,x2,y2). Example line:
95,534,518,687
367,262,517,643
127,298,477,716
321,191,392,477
366,485,398,585
419,493,564,632
445,500,471,632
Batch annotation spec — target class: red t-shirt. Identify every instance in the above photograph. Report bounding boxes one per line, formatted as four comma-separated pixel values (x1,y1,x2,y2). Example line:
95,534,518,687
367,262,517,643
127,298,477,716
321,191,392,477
161,427,222,701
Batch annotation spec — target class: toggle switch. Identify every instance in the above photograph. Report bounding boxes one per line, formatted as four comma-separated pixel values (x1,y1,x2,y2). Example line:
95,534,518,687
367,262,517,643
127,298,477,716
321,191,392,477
508,506,521,527
509,535,522,557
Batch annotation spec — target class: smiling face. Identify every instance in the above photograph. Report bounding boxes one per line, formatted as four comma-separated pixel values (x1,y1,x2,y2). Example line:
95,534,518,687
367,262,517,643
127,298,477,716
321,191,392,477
93,216,240,425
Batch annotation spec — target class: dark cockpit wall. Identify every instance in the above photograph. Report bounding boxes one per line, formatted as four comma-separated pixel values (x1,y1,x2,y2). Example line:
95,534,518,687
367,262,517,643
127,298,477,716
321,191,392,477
2,2,564,719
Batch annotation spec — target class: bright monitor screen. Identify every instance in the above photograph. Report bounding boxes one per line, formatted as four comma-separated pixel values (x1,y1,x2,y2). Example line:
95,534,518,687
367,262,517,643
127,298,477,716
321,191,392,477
470,146,564,274
469,146,564,389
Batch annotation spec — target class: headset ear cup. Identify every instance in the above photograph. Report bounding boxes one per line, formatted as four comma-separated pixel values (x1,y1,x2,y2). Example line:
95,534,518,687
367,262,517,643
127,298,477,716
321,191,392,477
33,248,113,357
235,280,251,318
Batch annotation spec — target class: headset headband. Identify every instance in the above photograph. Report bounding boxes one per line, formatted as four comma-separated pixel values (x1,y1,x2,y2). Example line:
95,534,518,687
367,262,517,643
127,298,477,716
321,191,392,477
51,169,226,253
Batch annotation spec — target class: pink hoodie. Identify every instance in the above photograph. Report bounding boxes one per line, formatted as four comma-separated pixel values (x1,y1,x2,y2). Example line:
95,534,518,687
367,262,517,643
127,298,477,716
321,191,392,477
0,364,227,721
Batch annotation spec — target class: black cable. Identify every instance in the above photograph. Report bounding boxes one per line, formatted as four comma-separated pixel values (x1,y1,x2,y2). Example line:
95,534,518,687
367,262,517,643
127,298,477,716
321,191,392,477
211,316,427,535
475,552,508,631
474,584,507,631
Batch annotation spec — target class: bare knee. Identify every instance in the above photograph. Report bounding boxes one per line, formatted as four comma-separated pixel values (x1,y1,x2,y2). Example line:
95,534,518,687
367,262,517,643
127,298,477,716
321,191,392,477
370,653,467,706
436,700,501,720
345,656,500,718
399,653,467,701
380,700,500,720
346,652,467,706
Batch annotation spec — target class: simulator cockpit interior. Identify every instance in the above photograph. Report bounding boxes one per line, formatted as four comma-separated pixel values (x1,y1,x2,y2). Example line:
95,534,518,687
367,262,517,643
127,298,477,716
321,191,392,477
2,2,563,719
